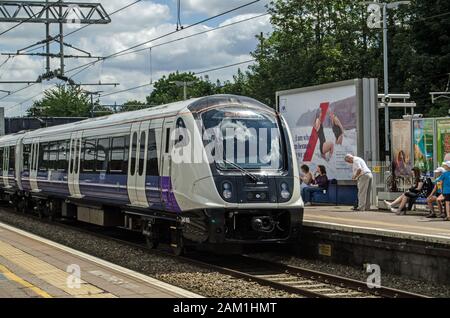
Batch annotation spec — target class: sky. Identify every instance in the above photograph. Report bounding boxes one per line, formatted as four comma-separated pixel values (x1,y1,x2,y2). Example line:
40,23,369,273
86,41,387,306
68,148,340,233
0,0,272,117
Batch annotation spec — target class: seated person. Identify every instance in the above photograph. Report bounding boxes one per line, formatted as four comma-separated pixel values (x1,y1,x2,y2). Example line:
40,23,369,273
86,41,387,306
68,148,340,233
300,164,314,187
302,165,329,206
384,167,425,215
426,167,445,218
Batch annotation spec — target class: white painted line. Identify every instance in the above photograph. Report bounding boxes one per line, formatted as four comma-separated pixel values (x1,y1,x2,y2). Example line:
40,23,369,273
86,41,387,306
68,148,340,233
0,222,203,298
304,220,450,245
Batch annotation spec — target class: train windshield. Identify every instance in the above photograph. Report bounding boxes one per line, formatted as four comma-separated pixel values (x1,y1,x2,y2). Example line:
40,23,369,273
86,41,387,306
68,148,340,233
201,107,284,171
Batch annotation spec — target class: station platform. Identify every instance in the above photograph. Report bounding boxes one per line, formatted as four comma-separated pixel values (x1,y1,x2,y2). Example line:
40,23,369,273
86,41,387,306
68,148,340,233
303,206,450,246
0,222,200,298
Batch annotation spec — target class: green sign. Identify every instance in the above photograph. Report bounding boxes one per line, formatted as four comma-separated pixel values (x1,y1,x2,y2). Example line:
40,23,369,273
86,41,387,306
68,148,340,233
437,119,450,165
413,119,434,173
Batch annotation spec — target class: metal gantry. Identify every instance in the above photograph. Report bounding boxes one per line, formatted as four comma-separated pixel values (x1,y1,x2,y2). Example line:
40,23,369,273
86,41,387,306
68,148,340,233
0,1,111,24
0,0,111,85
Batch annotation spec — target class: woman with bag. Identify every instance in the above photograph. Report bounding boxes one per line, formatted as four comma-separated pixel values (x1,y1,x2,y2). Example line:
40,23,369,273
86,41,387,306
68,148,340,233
384,167,425,215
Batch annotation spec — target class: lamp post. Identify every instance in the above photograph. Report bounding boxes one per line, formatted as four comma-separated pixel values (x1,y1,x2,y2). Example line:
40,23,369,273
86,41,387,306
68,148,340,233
363,1,411,163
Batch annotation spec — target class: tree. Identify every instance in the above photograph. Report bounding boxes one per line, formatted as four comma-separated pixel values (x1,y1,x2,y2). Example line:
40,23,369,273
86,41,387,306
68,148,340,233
218,69,250,96
146,72,217,105
243,0,449,116
120,100,148,112
27,85,92,117
244,0,382,106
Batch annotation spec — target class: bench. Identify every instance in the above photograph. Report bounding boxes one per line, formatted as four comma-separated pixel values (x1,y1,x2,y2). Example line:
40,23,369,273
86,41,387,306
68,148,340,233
310,180,358,205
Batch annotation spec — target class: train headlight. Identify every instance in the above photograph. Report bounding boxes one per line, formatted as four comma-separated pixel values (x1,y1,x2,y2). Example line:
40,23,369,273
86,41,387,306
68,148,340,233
222,182,233,200
280,183,290,200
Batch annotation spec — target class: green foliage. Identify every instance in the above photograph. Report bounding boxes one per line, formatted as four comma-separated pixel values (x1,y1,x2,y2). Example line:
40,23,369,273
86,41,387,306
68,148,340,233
121,100,148,112
146,72,216,105
27,85,92,117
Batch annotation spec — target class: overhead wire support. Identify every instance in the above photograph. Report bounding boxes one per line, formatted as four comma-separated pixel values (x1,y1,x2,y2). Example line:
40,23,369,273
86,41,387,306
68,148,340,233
176,0,182,31
0,1,111,24
21,0,143,54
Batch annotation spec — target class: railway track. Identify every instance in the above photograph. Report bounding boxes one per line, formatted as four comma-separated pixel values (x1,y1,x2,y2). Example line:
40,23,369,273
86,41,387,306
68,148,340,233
0,206,430,298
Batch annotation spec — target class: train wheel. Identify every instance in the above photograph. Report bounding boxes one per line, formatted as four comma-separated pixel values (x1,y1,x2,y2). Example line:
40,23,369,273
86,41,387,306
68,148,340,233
170,227,185,256
143,221,159,249
171,236,184,256
146,237,159,249
16,198,27,214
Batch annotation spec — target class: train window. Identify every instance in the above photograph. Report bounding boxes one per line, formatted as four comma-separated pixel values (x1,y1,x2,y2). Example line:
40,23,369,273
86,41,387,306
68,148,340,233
147,129,159,176
175,118,187,146
39,143,48,172
82,139,96,172
9,146,15,172
48,142,58,171
69,141,74,174
0,147,3,173
23,144,31,171
57,141,69,172
165,128,170,153
74,139,81,175
96,138,110,172
138,131,146,176
130,132,137,176
110,137,125,174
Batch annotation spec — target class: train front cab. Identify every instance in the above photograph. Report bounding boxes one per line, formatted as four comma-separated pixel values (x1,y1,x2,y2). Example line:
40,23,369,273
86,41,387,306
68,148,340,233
177,96,304,253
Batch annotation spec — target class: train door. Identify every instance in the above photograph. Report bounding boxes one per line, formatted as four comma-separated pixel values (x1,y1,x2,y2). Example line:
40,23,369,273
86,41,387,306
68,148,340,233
15,137,24,190
29,139,40,192
68,131,83,198
161,117,175,177
127,121,150,207
2,146,9,188
160,117,175,209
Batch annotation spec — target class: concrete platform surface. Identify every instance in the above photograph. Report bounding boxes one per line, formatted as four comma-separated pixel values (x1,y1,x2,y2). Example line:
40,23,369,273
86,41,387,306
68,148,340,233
0,222,201,298
304,206,450,245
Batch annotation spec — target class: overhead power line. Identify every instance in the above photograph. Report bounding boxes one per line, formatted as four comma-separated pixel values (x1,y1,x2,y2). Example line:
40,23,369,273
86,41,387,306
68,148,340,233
112,13,269,59
0,0,143,101
0,3,50,37
0,0,261,102
64,0,262,75
24,0,144,54
99,59,257,98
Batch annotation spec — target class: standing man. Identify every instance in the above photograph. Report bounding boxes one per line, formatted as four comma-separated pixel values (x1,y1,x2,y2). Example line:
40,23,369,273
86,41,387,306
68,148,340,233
345,154,373,211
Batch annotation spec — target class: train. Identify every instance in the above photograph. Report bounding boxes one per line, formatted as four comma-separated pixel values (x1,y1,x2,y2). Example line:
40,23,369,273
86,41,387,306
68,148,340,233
0,95,304,254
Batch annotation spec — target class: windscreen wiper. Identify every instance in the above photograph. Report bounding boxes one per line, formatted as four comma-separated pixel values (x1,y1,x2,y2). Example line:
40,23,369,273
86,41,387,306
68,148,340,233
222,159,260,183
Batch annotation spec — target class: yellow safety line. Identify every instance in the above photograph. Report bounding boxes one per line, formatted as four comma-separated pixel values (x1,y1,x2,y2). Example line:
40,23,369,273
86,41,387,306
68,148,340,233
305,214,450,235
0,241,108,297
0,264,52,298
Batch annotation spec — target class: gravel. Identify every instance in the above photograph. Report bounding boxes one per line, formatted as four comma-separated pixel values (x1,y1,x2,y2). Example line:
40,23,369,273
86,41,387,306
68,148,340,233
249,253,450,298
0,207,298,298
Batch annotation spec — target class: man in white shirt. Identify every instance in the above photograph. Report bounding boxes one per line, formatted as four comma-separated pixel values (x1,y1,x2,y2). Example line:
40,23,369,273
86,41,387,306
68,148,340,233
345,154,373,211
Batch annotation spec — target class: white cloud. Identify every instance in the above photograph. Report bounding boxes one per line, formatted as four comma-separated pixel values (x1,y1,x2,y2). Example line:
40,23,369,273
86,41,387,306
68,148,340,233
182,0,270,15
0,1,272,116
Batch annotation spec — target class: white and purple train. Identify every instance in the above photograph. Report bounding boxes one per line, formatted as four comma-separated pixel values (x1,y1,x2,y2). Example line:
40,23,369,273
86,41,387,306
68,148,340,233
0,95,304,254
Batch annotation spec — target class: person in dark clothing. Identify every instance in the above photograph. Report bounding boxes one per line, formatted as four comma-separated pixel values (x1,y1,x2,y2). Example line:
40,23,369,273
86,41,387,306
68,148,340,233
314,109,334,161
302,165,329,206
384,167,425,215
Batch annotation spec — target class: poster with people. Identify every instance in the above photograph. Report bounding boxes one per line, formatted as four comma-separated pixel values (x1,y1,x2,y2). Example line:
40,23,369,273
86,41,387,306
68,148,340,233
437,119,450,164
279,83,357,180
413,119,434,174
391,120,413,177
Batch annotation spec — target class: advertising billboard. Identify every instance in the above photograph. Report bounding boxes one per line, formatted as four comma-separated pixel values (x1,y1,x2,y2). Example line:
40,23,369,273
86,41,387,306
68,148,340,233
413,119,434,174
278,81,358,180
437,119,450,164
391,120,412,177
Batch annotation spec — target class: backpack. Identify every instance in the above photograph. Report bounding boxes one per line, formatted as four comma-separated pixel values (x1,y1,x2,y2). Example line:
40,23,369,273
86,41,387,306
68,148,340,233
423,177,434,197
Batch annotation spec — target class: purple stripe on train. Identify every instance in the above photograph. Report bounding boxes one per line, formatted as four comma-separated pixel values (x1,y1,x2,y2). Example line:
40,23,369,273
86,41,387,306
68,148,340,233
160,176,181,213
